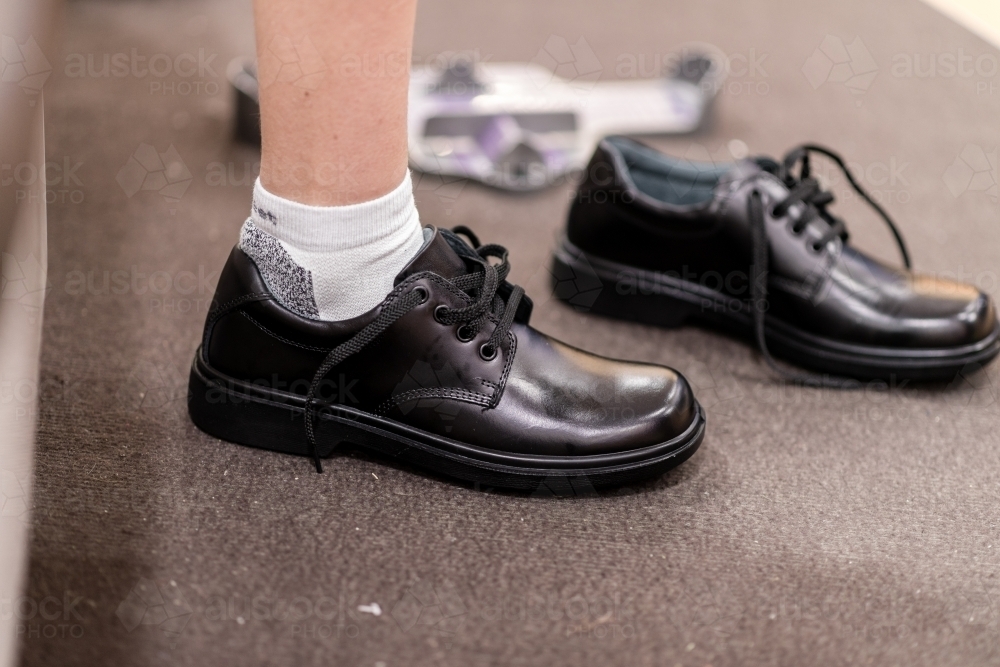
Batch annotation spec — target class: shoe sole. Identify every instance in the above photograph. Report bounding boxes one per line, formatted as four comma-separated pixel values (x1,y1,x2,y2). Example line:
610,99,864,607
553,238,1000,382
187,350,706,492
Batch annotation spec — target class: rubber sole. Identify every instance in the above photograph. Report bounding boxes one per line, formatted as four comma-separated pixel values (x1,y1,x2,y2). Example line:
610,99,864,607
553,238,1000,382
187,351,706,492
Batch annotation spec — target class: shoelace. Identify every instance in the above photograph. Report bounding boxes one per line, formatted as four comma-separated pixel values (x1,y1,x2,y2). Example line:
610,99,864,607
747,144,911,388
303,226,524,472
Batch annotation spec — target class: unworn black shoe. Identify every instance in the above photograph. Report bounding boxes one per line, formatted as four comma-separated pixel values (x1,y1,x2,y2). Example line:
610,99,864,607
188,226,704,490
554,137,1000,382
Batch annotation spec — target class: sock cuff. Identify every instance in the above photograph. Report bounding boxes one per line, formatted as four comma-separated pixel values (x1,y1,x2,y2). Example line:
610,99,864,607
251,171,419,253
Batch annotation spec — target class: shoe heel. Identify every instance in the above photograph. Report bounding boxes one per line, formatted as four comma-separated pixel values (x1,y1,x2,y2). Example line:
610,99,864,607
187,354,340,459
551,242,697,329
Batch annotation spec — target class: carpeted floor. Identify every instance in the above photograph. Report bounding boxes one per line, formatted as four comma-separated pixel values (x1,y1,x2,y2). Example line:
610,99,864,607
19,0,1000,665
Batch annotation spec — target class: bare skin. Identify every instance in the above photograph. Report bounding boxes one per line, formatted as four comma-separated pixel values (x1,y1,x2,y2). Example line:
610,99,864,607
254,0,417,205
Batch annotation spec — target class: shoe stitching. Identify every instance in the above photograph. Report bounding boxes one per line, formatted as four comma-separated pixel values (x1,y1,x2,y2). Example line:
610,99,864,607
375,387,492,416
237,311,334,353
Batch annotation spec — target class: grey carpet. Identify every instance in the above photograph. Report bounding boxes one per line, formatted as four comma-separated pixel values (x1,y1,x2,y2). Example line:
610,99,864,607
20,0,1000,665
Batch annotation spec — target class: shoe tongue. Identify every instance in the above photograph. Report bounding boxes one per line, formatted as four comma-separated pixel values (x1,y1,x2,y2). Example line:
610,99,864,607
717,157,793,201
719,158,766,183
394,227,469,284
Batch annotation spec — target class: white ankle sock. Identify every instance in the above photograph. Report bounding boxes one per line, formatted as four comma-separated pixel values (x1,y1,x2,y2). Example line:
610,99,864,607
240,172,426,321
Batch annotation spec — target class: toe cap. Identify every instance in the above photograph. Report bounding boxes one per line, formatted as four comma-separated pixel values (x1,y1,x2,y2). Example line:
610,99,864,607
478,328,702,456
904,278,998,347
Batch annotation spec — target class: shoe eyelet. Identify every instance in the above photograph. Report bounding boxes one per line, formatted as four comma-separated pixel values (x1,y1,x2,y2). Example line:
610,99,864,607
456,325,476,342
809,241,824,253
433,304,448,324
479,343,497,361
413,286,429,303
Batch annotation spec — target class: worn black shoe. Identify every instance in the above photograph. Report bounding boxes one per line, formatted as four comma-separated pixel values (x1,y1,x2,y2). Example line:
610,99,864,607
188,226,704,490
554,137,1000,382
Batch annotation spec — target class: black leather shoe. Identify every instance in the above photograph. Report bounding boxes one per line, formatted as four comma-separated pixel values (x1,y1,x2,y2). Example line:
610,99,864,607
188,226,704,489
554,137,1000,383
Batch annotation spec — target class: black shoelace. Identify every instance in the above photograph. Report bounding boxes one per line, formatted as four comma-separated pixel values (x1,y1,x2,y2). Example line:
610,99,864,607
303,226,524,472
748,144,911,388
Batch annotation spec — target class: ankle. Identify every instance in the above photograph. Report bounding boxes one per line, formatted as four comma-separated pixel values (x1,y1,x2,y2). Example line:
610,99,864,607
240,172,426,321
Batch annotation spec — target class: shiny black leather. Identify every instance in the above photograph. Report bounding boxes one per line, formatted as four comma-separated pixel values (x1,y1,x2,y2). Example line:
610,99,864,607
201,228,697,457
566,137,998,351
